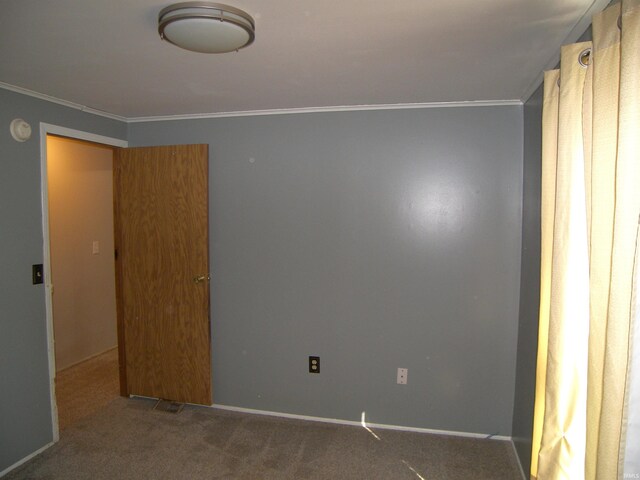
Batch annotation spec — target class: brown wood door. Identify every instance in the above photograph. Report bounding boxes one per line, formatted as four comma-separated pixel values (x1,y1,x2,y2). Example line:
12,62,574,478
113,144,211,405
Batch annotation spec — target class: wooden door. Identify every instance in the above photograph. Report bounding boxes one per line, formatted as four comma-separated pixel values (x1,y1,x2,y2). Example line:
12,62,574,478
113,144,211,405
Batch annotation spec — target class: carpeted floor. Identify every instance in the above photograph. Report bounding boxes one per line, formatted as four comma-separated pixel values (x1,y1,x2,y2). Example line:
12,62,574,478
6,395,522,479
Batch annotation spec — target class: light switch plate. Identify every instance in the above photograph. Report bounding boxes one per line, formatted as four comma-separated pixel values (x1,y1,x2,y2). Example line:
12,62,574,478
32,264,44,285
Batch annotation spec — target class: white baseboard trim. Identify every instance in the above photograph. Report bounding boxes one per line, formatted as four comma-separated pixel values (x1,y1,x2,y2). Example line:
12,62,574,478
56,345,118,374
211,403,511,442
0,441,54,477
510,439,528,480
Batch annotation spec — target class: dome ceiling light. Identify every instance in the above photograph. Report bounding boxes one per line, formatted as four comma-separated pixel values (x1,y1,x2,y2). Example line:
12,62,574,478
158,2,255,54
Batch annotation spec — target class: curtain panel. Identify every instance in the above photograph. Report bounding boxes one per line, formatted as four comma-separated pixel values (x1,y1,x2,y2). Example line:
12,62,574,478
531,0,640,478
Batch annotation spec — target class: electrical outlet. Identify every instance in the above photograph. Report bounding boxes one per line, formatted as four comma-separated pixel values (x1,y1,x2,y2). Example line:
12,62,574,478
309,356,320,373
397,368,408,385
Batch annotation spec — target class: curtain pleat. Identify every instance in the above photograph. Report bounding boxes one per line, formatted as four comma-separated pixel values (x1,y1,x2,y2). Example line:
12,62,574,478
597,0,640,477
532,0,640,478
586,4,621,479
623,231,640,480
619,1,640,474
537,42,592,480
530,69,560,478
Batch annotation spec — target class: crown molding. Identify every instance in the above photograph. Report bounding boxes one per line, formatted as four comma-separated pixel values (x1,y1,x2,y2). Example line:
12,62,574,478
1,81,521,123
126,100,522,123
0,82,127,122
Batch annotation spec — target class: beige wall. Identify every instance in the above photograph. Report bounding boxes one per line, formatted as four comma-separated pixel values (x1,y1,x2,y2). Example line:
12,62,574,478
47,136,117,371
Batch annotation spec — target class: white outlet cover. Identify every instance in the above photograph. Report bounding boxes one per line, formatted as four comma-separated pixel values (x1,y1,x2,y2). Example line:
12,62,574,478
397,368,408,385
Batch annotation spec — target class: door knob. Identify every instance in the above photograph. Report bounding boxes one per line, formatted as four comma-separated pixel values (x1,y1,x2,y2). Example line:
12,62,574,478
193,274,211,284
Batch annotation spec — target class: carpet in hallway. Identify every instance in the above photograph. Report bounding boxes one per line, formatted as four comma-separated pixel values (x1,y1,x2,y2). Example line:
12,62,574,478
55,348,120,430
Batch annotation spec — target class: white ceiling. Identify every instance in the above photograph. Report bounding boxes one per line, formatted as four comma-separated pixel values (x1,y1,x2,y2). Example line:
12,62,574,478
0,0,608,119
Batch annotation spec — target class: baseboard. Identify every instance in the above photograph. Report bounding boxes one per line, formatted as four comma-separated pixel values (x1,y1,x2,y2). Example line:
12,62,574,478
211,403,512,442
510,439,528,480
56,345,118,373
0,441,54,477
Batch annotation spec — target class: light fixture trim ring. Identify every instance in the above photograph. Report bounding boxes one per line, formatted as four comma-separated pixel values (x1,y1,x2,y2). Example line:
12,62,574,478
158,2,255,53
159,2,255,29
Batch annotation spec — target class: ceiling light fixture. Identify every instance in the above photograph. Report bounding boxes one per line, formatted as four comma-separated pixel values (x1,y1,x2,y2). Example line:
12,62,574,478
158,2,255,54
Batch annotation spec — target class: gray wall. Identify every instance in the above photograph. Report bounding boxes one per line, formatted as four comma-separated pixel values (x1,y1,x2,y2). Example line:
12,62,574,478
511,83,542,473
129,105,524,436
0,88,126,472
0,95,525,473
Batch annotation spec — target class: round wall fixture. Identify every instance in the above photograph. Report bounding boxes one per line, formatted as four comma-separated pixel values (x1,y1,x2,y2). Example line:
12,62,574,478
158,2,255,54
10,118,32,142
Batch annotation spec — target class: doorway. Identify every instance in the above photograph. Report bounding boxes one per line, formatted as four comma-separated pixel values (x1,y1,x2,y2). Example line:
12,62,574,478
41,125,212,442
40,123,128,441
46,135,120,430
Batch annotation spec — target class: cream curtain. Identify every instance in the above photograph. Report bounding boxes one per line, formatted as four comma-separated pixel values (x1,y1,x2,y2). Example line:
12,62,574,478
623,230,640,475
531,0,640,479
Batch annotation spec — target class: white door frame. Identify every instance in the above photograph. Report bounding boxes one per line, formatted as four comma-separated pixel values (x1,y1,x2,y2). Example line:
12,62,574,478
39,123,128,441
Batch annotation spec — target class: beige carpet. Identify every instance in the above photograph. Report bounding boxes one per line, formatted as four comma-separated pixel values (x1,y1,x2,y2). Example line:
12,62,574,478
6,395,522,479
55,347,120,430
